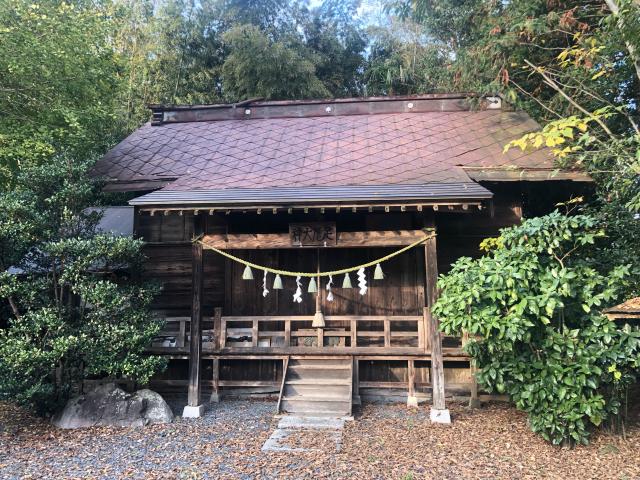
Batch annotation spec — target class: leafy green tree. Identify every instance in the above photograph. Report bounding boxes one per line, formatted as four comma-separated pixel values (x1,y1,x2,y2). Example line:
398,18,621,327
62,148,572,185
304,0,368,97
434,212,640,445
387,0,639,124
0,159,164,414
364,17,449,96
0,0,125,186
221,24,330,100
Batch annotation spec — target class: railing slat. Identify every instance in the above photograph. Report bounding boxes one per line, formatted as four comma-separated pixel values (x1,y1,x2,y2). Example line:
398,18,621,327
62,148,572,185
284,320,291,348
384,319,391,348
252,319,259,347
351,319,357,348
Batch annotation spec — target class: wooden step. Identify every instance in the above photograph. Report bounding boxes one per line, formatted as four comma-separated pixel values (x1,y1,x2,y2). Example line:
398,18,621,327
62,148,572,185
285,378,351,386
288,363,351,370
289,358,351,367
282,392,347,401
287,368,351,381
281,399,351,415
278,357,353,416
284,384,351,398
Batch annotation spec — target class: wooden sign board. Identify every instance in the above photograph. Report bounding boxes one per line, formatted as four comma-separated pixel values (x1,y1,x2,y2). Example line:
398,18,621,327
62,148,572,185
289,222,337,247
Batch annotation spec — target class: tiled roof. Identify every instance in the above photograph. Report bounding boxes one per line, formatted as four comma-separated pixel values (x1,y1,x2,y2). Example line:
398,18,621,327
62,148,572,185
93,106,558,194
606,297,640,315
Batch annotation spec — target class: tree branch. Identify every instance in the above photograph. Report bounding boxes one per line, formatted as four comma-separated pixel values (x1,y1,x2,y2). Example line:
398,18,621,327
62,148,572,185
524,60,615,139
8,295,21,319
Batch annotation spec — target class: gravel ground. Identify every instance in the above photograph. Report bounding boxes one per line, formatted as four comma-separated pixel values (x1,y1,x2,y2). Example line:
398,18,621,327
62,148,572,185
1,398,639,479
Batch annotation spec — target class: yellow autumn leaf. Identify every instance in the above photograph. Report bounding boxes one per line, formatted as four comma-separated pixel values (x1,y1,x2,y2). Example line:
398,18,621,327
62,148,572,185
533,136,544,148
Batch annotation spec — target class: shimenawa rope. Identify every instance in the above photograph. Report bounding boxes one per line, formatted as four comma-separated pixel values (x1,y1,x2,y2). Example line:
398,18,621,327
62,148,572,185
196,234,433,278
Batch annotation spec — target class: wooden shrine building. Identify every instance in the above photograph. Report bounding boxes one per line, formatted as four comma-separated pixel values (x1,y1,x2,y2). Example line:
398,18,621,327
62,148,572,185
93,94,590,418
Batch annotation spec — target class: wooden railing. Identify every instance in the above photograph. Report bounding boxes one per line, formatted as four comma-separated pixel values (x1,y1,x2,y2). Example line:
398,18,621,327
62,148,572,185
218,313,426,354
149,316,215,352
149,310,465,356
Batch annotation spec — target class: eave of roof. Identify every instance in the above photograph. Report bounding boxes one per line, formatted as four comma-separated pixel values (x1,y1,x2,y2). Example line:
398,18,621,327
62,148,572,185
605,296,640,315
128,182,493,208
464,167,591,182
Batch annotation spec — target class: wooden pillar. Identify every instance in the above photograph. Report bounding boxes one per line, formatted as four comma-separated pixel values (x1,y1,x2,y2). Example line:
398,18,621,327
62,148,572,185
184,234,205,417
463,330,480,408
213,307,222,350
211,357,220,403
469,358,481,408
352,357,361,405
407,359,417,407
424,222,450,422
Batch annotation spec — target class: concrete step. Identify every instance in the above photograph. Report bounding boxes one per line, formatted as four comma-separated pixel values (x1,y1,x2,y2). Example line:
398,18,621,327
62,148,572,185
277,416,346,429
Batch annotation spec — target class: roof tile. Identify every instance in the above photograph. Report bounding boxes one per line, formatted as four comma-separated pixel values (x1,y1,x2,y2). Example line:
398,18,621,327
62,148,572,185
94,109,554,191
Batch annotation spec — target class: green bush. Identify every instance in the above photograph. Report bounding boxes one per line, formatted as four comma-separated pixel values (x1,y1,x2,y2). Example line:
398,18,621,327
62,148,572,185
0,160,165,414
434,212,640,445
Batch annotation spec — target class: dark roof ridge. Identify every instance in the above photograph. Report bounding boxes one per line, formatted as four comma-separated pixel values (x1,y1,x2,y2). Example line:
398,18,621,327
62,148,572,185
150,93,505,125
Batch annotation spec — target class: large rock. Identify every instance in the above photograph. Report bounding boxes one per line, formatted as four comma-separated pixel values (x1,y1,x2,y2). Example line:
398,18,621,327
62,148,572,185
53,383,174,429
132,389,174,424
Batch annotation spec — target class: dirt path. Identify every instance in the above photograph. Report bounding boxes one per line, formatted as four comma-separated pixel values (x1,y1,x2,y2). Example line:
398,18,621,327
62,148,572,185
1,400,638,479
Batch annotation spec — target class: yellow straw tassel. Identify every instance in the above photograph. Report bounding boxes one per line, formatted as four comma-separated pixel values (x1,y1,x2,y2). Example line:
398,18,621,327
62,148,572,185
308,277,317,293
342,272,353,289
273,274,283,289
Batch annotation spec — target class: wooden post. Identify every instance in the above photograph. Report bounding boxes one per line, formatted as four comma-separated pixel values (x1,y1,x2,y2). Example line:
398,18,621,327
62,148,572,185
424,225,450,423
213,307,222,350
383,319,391,348
407,359,417,407
469,358,481,408
352,357,361,405
463,330,480,408
350,319,357,348
184,238,204,417
284,319,291,348
211,357,220,403
178,318,187,349
252,319,259,347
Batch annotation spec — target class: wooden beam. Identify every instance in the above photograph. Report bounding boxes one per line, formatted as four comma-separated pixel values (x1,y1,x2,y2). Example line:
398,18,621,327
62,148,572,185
187,240,203,407
202,229,431,249
424,228,446,412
